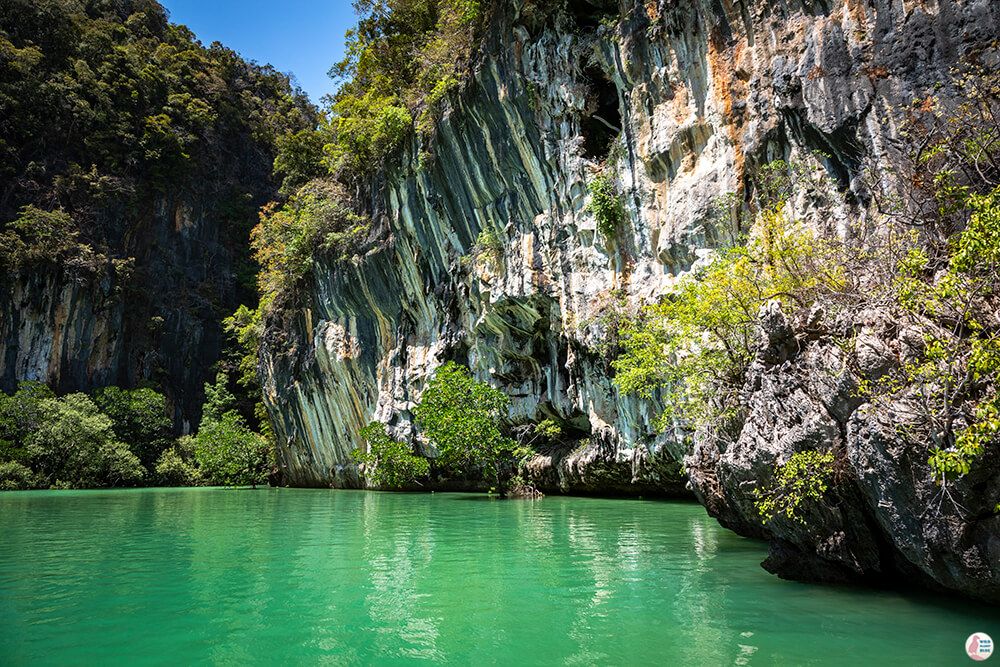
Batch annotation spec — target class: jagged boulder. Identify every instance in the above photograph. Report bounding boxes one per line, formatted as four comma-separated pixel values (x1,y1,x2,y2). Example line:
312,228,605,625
686,303,1000,603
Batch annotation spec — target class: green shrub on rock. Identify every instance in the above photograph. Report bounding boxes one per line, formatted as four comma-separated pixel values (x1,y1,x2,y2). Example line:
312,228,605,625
753,451,836,525
614,204,845,431
585,173,626,237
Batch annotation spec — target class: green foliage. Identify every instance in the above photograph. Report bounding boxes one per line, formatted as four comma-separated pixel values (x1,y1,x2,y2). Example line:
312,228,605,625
614,204,845,429
0,205,104,273
325,103,412,180
325,0,484,182
0,461,37,491
0,381,54,463
585,173,626,237
0,0,314,216
351,421,430,487
0,382,209,489
251,180,370,313
25,393,145,489
93,386,172,472
200,371,237,431
470,227,504,263
223,305,263,390
192,411,268,487
273,128,330,196
753,451,836,524
534,419,562,440
882,185,1000,490
154,436,203,487
412,361,516,489
950,186,1000,274
220,304,274,441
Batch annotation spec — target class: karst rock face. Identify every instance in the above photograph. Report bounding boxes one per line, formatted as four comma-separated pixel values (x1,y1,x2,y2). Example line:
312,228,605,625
261,0,1000,601
1,194,257,432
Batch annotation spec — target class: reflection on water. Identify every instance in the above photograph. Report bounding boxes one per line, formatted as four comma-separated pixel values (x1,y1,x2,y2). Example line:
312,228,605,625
1,488,997,665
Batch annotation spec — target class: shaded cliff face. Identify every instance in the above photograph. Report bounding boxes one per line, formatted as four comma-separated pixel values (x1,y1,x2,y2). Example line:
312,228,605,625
0,0,314,428
0,191,257,430
261,0,998,597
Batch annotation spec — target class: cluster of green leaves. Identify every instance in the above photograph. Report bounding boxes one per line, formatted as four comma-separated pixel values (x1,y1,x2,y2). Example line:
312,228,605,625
268,0,484,192
412,361,517,490
0,205,106,273
352,422,430,488
92,386,172,472
219,305,274,440
351,360,523,494
534,419,562,441
614,204,845,430
191,410,269,488
251,180,371,312
0,383,146,490
198,371,237,431
186,370,271,488
0,0,313,224
323,0,482,181
154,436,203,487
470,227,504,263
0,376,272,490
887,185,1000,487
585,173,626,237
753,451,836,524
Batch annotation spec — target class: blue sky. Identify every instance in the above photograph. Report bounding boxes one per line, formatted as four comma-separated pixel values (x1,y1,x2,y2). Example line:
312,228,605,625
161,1,358,105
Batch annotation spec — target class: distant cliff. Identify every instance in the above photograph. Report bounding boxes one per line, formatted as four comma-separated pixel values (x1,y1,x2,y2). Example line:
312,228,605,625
0,0,314,429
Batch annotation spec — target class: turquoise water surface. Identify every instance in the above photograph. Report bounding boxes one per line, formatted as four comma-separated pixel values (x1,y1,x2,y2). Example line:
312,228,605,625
0,488,996,665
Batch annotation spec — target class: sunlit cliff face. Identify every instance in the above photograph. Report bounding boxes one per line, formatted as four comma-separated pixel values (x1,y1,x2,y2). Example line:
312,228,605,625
260,0,999,600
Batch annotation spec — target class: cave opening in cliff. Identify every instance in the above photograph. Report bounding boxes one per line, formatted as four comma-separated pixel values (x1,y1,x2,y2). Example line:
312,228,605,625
581,65,622,161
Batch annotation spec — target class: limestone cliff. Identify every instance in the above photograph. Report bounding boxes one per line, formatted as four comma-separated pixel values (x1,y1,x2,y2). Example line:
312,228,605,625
0,0,314,429
1,193,258,430
261,0,999,600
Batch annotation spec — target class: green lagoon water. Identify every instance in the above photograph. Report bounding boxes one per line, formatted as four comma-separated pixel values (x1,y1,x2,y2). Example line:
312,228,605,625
0,488,997,665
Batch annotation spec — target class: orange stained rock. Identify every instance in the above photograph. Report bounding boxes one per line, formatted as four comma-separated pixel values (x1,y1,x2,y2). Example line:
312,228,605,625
707,26,748,191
